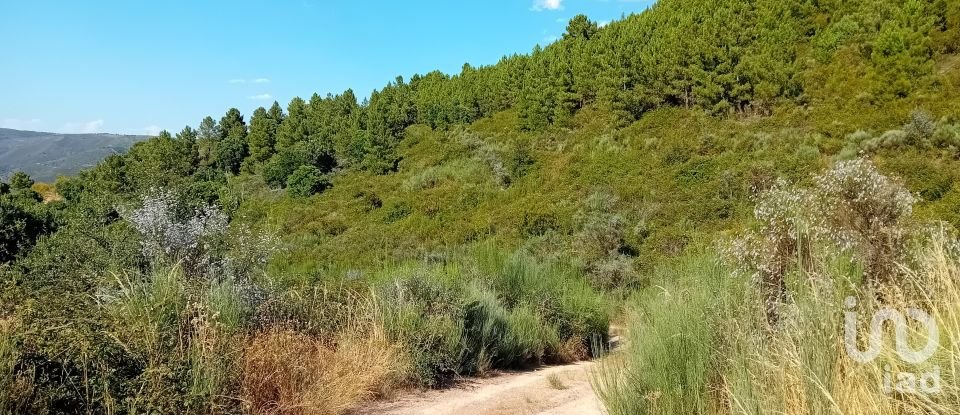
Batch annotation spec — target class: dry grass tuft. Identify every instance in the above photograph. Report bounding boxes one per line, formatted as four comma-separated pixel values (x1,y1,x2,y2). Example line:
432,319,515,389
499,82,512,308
241,327,402,415
547,373,568,390
31,182,62,203
556,337,589,363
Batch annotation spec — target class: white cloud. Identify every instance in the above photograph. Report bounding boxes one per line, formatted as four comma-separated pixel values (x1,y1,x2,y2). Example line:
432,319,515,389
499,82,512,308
532,0,563,11
144,125,162,136
249,93,273,101
1,118,42,130
252,78,271,84
62,119,104,134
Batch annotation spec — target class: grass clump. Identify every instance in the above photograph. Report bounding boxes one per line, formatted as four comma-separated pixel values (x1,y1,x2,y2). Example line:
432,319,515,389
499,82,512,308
241,327,401,415
547,373,568,390
594,254,728,415
100,266,248,413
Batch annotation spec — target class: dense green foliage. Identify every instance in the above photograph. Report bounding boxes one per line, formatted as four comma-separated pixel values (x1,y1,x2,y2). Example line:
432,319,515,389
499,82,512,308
68,0,954,193
3,0,960,413
285,165,329,197
0,193,53,263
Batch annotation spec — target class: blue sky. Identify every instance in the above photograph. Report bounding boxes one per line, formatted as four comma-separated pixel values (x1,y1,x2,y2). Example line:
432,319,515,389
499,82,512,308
0,0,653,135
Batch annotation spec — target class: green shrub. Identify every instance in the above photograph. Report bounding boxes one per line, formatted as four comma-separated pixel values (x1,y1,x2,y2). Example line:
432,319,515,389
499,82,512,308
383,201,412,223
372,247,609,387
572,191,637,289
520,211,560,237
286,165,330,198
459,286,509,374
263,140,336,188
375,271,465,386
500,306,555,367
904,108,936,144
8,172,34,191
595,254,730,415
0,196,56,263
506,139,535,180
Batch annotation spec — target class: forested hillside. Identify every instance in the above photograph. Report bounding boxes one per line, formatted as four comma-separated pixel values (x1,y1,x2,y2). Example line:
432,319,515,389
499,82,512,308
3,0,960,413
0,129,145,181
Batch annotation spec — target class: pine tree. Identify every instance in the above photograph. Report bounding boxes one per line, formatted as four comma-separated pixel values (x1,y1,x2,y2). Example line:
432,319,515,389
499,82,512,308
331,90,365,168
219,108,247,140
175,126,199,168
362,77,416,172
197,116,220,167
518,46,554,131
247,106,279,164
549,46,578,127
268,101,285,124
564,15,599,41
277,97,309,150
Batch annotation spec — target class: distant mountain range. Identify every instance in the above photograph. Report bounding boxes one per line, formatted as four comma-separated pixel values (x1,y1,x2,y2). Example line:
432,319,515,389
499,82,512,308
0,128,147,182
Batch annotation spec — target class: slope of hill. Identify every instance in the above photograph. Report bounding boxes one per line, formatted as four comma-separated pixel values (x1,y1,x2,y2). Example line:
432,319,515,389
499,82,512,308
0,128,146,181
3,0,960,414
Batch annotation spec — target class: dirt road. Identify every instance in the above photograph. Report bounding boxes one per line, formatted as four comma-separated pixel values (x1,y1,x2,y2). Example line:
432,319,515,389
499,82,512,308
355,361,604,415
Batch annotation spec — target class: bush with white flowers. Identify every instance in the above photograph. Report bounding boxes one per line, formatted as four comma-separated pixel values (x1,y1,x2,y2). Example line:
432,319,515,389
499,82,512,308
121,189,276,283
729,158,917,321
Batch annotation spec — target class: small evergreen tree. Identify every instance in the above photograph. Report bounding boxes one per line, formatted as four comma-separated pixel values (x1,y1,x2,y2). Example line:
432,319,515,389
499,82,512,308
9,171,34,191
247,106,279,164
286,165,330,197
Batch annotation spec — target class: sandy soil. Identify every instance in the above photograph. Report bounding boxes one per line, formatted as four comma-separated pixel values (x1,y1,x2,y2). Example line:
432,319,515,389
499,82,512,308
354,361,604,415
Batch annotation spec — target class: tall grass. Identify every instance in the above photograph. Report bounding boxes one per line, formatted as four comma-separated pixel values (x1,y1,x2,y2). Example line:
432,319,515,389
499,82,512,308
0,318,31,414
6,237,607,412
596,231,960,415
594,254,729,415
473,243,610,356
719,255,855,415
98,264,410,415
102,267,244,413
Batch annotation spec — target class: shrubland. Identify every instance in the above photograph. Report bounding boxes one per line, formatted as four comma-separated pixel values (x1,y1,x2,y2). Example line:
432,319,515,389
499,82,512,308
596,161,960,414
2,0,960,413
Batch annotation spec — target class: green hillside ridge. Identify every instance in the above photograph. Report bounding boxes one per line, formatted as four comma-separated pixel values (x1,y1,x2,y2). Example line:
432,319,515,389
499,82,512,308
3,0,960,413
0,128,146,182
241,102,960,282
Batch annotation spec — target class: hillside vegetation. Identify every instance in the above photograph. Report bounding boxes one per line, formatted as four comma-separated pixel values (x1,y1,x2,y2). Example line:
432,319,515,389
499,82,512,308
2,0,960,413
0,128,145,182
